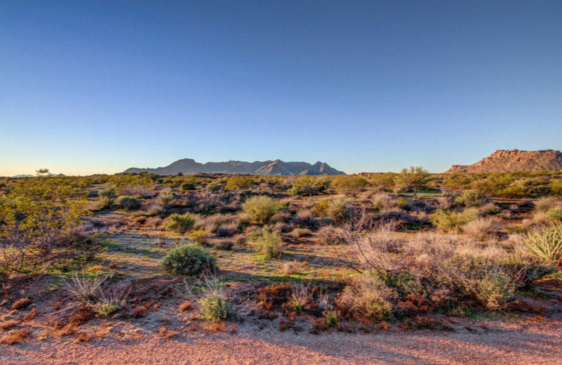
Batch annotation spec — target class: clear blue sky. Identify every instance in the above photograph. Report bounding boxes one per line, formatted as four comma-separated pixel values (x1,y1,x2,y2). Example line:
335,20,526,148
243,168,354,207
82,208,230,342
1,1,561,176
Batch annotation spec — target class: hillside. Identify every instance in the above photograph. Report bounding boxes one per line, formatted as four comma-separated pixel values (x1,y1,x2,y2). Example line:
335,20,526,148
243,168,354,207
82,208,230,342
446,149,562,173
124,159,345,176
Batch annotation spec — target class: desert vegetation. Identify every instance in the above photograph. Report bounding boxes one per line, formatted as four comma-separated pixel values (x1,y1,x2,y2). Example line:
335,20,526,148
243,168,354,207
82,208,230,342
1,168,561,346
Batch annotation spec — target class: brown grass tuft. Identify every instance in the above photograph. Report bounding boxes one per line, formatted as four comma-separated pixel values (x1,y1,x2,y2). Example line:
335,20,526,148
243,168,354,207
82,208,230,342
0,329,32,345
178,300,193,312
11,298,32,310
0,320,20,331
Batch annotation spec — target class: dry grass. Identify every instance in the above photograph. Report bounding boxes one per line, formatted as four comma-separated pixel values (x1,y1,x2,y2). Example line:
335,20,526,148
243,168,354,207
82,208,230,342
463,217,501,240
0,329,32,345
11,298,32,310
0,320,20,331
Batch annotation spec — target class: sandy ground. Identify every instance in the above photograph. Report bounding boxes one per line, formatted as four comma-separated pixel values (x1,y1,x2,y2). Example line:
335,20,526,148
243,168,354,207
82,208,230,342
2,317,561,365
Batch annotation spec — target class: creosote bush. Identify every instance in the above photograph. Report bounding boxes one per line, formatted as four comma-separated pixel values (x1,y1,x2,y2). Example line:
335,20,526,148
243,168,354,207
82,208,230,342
430,209,477,234
180,182,196,191
337,274,394,321
161,245,218,276
165,213,196,235
248,229,283,259
118,196,142,210
241,196,284,225
454,190,488,208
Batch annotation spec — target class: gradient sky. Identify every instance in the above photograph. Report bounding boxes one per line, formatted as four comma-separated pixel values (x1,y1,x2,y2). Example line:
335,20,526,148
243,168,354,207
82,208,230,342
1,1,561,176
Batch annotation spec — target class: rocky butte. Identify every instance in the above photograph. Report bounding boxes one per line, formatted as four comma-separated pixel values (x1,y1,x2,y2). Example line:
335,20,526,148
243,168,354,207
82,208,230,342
446,149,562,173
124,159,346,176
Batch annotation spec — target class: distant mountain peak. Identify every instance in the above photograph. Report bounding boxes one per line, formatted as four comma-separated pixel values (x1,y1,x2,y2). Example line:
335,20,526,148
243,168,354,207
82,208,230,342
124,159,345,176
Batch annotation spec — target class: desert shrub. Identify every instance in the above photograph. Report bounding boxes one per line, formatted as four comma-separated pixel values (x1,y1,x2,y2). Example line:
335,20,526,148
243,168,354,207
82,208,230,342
535,196,560,212
0,177,94,273
189,228,212,246
337,274,394,321
311,200,330,217
442,174,473,192
63,274,127,317
248,229,283,259
198,282,233,322
326,198,350,222
157,188,175,207
280,261,300,275
444,255,516,310
293,209,318,227
180,182,196,191
99,187,117,208
370,173,397,191
430,209,477,234
454,190,488,208
165,213,196,235
289,283,312,312
93,288,127,317
498,185,527,199
118,196,142,210
288,184,317,197
463,218,500,240
225,176,253,190
213,240,234,250
480,202,501,215
331,175,369,194
394,167,432,192
206,183,223,192
160,245,217,276
547,207,562,221
551,181,562,197
289,228,312,238
317,225,347,245
371,193,399,210
241,196,284,225
119,185,155,198
216,222,239,237
522,224,562,263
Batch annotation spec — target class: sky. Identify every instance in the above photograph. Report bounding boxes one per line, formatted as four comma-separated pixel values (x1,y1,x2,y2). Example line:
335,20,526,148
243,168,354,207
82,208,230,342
1,0,561,176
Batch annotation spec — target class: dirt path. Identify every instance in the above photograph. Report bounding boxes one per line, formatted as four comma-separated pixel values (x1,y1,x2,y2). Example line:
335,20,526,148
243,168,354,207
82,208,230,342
3,318,561,365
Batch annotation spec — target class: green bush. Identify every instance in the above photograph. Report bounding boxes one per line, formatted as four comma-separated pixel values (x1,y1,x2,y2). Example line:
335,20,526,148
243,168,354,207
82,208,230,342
99,187,117,208
225,176,253,190
523,224,562,263
394,166,432,192
242,196,284,225
430,209,477,234
249,229,283,259
444,255,516,310
326,198,350,222
551,181,562,197
199,288,232,322
157,188,175,207
160,245,217,276
118,196,142,210
287,184,317,197
165,213,196,235
337,274,394,321
206,183,223,192
454,190,488,207
331,175,369,194
547,207,562,222
180,182,196,191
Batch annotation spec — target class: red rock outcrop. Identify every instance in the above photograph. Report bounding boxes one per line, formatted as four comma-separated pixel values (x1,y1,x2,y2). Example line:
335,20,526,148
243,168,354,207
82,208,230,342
445,149,562,173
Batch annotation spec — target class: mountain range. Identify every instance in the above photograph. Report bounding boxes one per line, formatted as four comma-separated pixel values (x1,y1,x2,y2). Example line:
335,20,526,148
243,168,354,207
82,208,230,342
124,159,346,176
